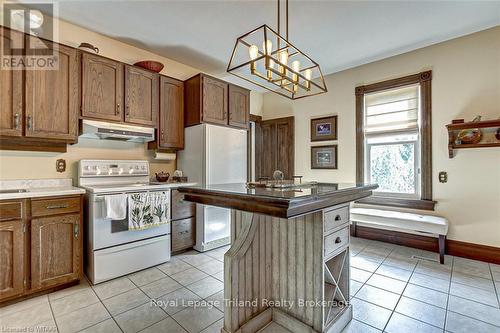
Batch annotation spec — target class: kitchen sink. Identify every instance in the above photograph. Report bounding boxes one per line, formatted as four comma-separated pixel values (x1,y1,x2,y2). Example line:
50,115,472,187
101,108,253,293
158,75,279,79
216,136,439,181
0,189,29,194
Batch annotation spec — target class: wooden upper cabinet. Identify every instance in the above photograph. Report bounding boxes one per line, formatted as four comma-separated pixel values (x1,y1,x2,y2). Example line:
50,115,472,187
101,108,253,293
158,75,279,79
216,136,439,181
202,75,228,125
0,27,23,137
228,84,250,129
31,213,81,290
185,73,249,129
124,65,158,127
0,200,25,300
24,36,79,141
81,53,124,122
159,76,184,149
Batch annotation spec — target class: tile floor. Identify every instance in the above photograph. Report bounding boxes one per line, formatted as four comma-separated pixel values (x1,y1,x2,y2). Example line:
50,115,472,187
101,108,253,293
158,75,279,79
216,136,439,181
1,237,500,333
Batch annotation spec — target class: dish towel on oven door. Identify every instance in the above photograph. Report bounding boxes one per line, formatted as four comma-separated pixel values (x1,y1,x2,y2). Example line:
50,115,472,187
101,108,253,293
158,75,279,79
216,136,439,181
128,192,169,230
105,194,128,220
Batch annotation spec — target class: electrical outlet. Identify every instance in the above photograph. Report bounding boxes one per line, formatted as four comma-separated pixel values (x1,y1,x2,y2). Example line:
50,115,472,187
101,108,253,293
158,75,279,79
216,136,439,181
438,171,447,183
56,159,66,173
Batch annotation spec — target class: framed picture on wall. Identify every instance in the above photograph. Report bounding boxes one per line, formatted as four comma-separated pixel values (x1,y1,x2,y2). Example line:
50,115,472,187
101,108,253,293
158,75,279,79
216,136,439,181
311,145,338,169
311,115,337,141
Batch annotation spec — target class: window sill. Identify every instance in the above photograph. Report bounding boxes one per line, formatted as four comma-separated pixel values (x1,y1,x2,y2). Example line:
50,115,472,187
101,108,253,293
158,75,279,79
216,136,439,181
356,196,436,211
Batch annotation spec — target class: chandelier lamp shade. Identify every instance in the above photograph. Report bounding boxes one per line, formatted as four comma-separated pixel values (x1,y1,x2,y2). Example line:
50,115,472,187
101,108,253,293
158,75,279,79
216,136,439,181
227,0,327,99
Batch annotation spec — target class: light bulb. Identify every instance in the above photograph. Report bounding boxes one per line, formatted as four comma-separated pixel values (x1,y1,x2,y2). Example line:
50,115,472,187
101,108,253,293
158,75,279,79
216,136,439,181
278,50,288,65
291,60,300,83
304,68,312,90
262,40,273,55
248,45,259,60
266,58,275,81
304,69,312,80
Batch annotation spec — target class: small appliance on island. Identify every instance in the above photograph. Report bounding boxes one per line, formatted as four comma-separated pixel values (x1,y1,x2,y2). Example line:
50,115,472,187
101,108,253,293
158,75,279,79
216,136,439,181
177,182,377,333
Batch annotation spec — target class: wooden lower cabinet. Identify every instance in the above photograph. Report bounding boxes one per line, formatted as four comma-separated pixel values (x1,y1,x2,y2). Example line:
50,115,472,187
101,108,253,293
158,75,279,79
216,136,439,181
171,189,196,253
31,213,81,290
0,219,25,300
0,196,82,303
171,218,195,253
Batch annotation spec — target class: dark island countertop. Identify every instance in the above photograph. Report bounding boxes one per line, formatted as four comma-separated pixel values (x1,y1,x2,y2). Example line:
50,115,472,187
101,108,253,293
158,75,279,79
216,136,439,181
177,182,378,218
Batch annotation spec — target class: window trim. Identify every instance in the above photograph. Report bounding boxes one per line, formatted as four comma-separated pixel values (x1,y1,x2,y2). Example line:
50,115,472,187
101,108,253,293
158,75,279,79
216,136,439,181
355,70,435,210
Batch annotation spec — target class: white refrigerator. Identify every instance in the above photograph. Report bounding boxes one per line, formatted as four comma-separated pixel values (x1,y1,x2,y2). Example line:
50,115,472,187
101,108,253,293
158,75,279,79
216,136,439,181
178,124,247,252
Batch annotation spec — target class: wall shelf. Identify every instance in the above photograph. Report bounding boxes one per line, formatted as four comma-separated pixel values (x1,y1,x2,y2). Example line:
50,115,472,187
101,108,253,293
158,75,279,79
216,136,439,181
446,119,500,158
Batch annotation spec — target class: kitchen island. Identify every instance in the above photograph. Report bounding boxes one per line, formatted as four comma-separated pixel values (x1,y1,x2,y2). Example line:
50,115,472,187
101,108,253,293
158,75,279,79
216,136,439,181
177,182,377,333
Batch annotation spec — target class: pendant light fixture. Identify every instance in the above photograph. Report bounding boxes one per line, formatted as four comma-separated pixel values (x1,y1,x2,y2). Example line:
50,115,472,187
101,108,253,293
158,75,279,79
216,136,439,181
227,0,327,99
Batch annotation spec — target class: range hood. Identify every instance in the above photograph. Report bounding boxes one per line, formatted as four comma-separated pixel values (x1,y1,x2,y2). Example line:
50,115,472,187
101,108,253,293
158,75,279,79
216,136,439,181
80,120,155,143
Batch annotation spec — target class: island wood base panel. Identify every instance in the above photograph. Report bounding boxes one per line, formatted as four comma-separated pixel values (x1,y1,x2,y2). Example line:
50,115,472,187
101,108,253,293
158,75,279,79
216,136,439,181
223,208,352,333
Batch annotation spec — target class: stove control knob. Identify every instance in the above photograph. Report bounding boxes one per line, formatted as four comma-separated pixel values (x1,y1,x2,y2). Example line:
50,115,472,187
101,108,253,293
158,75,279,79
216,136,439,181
129,167,134,174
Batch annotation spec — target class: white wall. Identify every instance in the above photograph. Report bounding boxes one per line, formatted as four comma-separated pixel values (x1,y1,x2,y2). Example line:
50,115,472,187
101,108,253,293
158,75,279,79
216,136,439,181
262,27,500,247
0,7,262,182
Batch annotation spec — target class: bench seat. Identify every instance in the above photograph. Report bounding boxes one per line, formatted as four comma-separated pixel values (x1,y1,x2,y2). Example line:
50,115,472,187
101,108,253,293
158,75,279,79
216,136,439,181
350,207,449,264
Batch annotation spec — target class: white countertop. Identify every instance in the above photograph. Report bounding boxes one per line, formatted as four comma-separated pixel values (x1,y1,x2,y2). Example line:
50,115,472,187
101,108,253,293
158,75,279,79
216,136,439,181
0,179,86,200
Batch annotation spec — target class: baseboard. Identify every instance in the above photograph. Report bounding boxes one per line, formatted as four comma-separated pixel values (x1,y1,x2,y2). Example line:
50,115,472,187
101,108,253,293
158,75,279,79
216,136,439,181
352,225,500,265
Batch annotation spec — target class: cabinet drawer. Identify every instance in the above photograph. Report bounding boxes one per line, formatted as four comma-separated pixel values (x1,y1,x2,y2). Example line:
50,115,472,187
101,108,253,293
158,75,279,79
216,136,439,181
172,217,195,252
324,205,349,233
31,196,81,217
171,190,195,220
0,201,24,222
324,226,349,258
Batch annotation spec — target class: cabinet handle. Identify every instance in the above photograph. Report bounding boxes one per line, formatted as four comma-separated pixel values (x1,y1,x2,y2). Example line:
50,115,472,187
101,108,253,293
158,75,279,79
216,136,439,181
126,105,130,116
334,215,341,222
74,224,79,239
335,237,342,244
161,129,164,140
116,104,120,115
27,116,32,130
46,204,68,209
14,113,20,129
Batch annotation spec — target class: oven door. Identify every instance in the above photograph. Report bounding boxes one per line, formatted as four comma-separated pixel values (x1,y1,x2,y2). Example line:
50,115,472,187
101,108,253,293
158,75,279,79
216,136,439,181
90,190,171,250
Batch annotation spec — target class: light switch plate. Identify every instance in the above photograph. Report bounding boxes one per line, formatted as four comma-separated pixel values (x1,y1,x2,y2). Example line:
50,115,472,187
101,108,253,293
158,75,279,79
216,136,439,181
438,171,447,183
56,159,66,173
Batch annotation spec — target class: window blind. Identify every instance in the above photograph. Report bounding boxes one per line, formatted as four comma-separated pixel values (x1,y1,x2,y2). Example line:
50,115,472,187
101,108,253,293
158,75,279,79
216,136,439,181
364,85,419,134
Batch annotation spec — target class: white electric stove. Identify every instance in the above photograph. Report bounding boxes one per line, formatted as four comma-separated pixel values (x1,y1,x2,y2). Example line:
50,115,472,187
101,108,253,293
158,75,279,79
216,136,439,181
79,160,184,284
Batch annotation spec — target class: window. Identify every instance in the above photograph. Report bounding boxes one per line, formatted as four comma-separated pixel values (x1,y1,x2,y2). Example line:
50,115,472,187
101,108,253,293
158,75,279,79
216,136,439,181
356,71,435,210
365,85,420,198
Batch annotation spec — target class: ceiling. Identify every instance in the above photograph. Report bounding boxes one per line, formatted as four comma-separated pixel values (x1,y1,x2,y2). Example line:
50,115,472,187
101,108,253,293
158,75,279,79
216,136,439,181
28,0,500,90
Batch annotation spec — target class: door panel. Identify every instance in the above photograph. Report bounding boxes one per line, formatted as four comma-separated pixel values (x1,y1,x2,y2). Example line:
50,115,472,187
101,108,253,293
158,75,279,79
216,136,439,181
276,121,294,179
259,122,277,179
82,53,124,122
0,220,24,300
31,214,80,290
228,85,249,129
125,66,158,126
159,76,184,149
0,27,23,137
25,37,79,140
202,76,228,125
255,117,295,180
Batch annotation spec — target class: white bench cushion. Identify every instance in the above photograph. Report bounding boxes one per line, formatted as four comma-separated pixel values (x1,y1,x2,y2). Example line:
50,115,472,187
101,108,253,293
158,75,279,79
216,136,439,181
351,208,448,235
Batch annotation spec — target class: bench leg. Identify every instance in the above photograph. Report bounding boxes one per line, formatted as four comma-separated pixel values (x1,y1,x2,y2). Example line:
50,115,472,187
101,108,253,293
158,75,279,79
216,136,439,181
351,221,357,237
438,235,446,264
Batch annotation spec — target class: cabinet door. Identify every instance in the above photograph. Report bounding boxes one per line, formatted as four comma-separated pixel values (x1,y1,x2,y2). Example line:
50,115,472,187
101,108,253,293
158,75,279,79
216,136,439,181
171,189,195,220
0,220,24,300
202,75,228,125
228,85,249,129
125,65,158,126
25,37,79,141
31,213,81,290
0,27,23,137
159,76,184,149
171,217,195,252
82,53,124,122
